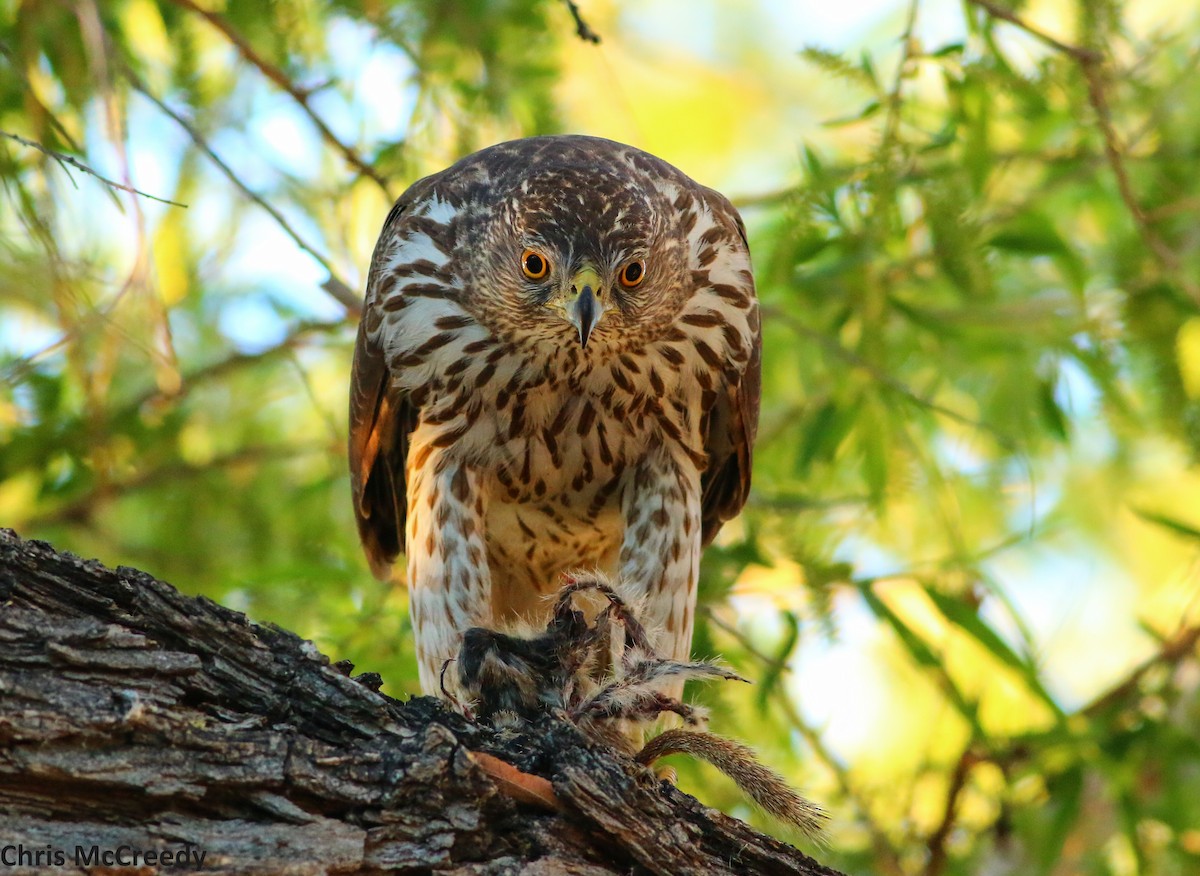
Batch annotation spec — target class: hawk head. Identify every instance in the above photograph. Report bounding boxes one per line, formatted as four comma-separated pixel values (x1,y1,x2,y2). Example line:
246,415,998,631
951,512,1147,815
460,154,691,352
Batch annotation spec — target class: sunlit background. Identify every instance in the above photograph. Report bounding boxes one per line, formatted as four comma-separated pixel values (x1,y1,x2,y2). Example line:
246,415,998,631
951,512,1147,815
3,1,1200,873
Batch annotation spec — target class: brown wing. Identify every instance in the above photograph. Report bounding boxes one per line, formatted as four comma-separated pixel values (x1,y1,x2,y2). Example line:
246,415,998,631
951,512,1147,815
347,200,420,580
348,322,416,579
698,207,762,546
699,322,761,545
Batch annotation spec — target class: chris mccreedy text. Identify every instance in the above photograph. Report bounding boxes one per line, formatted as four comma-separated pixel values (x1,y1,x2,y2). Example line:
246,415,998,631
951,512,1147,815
1,843,208,868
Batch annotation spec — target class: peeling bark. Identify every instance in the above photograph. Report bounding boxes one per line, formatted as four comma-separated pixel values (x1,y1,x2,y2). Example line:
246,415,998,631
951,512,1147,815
0,530,845,875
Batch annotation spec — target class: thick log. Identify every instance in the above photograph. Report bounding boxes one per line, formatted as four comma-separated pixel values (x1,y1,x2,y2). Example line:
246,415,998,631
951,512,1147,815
0,529,845,875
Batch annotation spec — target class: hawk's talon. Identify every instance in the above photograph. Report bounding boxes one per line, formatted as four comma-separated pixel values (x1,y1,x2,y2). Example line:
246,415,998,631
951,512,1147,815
440,657,474,720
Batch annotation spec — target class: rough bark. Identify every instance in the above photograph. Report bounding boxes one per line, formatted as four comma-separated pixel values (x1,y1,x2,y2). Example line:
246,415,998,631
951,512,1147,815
0,529,845,875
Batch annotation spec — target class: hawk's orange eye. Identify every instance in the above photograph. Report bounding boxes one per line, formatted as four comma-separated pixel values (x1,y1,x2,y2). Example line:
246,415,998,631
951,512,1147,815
521,249,550,280
618,259,646,288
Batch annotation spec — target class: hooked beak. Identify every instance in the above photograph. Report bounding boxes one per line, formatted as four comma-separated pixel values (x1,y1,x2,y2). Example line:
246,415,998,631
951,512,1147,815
553,265,606,348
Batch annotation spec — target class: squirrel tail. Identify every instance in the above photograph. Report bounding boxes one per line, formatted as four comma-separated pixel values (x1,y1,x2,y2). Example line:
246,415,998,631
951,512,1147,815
636,729,827,839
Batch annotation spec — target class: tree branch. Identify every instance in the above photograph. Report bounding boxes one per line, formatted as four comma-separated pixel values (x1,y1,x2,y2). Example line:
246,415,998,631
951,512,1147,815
0,529,846,875
167,0,394,199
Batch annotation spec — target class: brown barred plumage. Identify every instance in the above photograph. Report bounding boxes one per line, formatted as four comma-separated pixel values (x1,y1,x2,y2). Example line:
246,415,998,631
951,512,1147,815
348,135,761,695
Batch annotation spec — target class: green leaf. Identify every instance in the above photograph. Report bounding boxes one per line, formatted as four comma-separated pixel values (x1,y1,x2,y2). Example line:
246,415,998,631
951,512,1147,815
988,212,1071,256
861,424,889,508
925,183,991,298
923,587,1066,721
1037,377,1070,441
932,42,965,58
795,400,851,471
799,46,876,89
802,143,824,176
859,583,981,730
755,611,799,710
1132,508,1200,542
1031,765,1085,875
824,100,881,127
790,233,833,264
859,586,937,668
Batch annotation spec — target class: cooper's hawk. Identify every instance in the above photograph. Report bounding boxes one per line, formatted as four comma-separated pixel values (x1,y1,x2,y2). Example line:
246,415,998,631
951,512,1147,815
348,135,760,695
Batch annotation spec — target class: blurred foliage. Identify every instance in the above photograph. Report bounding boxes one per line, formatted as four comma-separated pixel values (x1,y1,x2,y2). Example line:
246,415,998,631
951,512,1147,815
2,0,1200,874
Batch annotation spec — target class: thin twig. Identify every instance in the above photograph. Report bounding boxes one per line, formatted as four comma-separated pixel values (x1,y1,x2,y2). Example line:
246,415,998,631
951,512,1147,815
123,67,361,316
1079,62,1197,302
1,130,187,208
924,748,978,876
1144,195,1200,222
121,318,349,418
167,0,394,199
76,0,182,398
965,0,1101,63
881,0,920,157
561,0,601,44
286,348,343,444
1083,622,1200,718
703,608,792,676
22,444,328,530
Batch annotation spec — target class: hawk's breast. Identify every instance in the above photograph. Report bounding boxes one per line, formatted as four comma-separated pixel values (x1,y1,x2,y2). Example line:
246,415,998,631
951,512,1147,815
422,342,701,620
